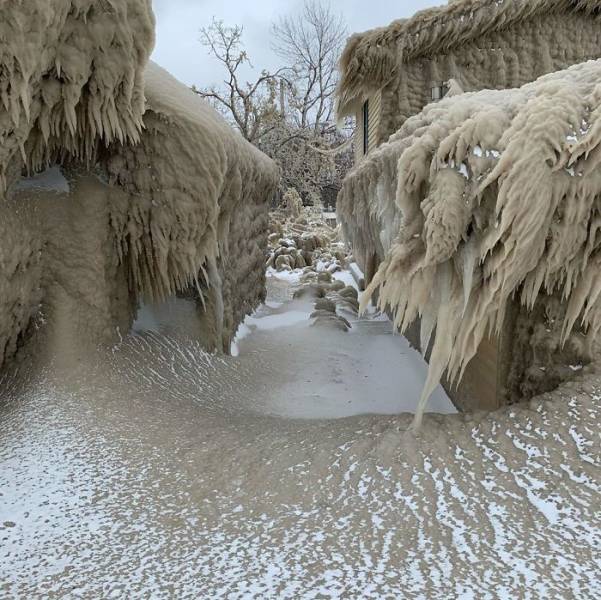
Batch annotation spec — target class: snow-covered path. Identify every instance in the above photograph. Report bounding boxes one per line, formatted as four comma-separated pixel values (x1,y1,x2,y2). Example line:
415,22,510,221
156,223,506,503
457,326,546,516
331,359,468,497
229,274,454,420
0,274,600,598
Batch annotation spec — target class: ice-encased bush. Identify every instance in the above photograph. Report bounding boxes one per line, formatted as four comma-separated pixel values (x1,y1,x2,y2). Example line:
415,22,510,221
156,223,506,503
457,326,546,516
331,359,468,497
338,59,601,427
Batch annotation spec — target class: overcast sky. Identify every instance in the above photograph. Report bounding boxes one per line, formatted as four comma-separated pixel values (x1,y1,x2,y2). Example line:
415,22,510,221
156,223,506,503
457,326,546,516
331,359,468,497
151,0,440,89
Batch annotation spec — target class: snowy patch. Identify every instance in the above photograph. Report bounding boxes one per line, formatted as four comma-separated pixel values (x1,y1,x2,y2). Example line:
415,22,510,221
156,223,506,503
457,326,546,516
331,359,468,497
244,309,311,332
266,267,303,284
333,270,358,291
231,322,253,357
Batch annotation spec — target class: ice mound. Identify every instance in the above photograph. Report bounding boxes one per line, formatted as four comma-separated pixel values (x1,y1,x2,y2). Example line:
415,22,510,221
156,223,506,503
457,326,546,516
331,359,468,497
0,4,277,369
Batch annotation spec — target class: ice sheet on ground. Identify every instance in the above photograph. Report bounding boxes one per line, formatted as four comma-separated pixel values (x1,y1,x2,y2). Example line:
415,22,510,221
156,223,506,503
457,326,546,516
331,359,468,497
243,304,312,332
0,270,599,598
257,322,453,419
0,320,598,598
231,276,454,419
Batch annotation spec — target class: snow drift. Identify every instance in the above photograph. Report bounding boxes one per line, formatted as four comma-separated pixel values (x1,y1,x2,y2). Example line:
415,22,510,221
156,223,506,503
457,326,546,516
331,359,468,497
338,59,601,427
0,2,278,369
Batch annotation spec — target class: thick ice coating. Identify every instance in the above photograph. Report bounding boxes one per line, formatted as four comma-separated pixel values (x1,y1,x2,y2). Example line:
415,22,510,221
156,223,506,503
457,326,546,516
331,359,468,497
0,0,154,369
338,59,601,428
0,0,155,190
336,0,601,119
105,63,279,351
0,4,278,369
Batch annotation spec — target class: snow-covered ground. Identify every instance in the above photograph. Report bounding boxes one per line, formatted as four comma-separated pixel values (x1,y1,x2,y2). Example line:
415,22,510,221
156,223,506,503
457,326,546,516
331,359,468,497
0,272,600,598
230,273,454,419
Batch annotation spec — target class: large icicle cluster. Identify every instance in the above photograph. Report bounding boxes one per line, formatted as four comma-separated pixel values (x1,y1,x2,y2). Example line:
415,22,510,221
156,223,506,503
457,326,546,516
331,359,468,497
0,5,277,368
0,0,155,191
338,59,601,427
105,63,278,351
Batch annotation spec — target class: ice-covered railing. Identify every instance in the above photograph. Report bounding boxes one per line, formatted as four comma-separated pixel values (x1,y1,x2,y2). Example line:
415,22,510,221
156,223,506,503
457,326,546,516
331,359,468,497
0,0,155,191
338,59,601,428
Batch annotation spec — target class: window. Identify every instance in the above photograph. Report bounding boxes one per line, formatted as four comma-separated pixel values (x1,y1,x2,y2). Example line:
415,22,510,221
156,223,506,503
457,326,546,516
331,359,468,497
431,82,450,102
362,99,370,155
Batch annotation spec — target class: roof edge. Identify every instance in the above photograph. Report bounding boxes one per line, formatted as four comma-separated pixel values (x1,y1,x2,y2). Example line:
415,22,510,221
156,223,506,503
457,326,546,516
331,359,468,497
335,0,601,119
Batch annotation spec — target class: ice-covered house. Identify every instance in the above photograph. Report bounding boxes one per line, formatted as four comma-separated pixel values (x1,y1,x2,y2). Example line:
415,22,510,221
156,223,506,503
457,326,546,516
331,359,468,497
336,0,601,419
0,1,278,371
337,0,601,166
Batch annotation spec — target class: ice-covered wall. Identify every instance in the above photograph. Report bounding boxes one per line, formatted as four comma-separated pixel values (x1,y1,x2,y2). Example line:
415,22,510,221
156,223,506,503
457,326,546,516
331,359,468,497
105,63,278,352
0,203,43,368
337,0,601,122
338,59,601,427
0,4,278,369
4,172,135,364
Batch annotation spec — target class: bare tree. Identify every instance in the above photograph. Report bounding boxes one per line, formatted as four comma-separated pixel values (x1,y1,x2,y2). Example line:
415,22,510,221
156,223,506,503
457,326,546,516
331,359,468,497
192,8,353,205
271,1,347,134
193,19,285,143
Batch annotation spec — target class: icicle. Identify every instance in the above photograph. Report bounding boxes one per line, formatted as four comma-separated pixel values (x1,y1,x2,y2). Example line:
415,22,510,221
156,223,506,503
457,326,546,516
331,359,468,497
461,237,477,316
338,59,601,428
194,273,207,312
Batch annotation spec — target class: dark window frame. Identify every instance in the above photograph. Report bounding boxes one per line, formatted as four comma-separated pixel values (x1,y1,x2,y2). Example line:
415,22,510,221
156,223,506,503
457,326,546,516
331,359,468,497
362,99,370,155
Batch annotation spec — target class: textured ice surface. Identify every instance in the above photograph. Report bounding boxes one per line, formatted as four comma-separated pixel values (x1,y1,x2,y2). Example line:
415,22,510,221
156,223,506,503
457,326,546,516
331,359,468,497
0,3,276,370
1,276,599,598
0,0,154,189
0,62,278,372
339,59,601,427
335,0,601,119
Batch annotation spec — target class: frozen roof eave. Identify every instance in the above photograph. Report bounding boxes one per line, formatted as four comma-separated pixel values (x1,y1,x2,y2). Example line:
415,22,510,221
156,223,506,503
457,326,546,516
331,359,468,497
335,0,601,119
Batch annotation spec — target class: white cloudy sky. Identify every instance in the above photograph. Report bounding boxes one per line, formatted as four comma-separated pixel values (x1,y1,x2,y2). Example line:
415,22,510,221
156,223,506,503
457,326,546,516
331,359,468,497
151,0,440,88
